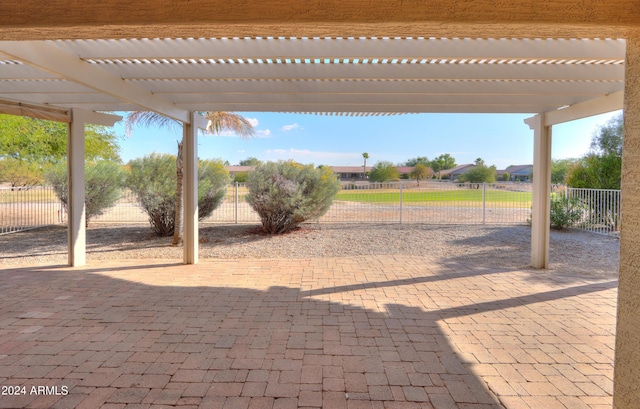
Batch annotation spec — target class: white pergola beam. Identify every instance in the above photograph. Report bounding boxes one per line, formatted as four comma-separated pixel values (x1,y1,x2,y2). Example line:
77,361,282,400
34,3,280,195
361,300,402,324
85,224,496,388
2,88,622,110
72,108,121,126
543,91,624,126
110,62,623,82
137,79,623,96
176,102,576,114
167,92,601,106
0,41,189,123
0,93,125,105
52,38,626,61
0,97,70,122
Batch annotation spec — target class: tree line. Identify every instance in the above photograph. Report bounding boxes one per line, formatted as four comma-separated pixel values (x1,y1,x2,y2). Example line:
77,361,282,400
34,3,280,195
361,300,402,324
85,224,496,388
552,114,622,190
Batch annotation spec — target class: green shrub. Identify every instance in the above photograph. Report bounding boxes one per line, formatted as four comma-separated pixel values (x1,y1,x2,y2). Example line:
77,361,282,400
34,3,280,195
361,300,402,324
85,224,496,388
0,158,43,188
369,161,400,182
459,164,496,183
550,193,584,230
126,154,176,236
233,171,248,183
45,160,125,226
127,154,230,236
246,161,341,234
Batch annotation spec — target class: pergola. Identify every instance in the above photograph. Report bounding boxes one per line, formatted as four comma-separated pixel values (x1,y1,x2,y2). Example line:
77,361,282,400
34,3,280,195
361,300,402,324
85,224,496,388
1,2,638,405
0,37,625,267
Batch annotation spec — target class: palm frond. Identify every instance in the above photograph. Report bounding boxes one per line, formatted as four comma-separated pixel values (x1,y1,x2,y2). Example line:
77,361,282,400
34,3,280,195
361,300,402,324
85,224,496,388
125,110,256,139
204,112,256,139
124,111,182,135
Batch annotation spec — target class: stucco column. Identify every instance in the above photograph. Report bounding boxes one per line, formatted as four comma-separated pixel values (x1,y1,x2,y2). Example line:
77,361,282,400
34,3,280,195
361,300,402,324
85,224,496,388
526,114,552,269
613,35,640,409
183,111,198,264
67,109,86,267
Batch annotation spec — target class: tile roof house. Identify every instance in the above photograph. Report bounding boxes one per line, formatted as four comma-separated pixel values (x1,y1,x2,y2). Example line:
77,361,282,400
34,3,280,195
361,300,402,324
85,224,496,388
497,165,533,181
225,166,255,178
225,165,374,181
438,164,476,180
329,166,372,180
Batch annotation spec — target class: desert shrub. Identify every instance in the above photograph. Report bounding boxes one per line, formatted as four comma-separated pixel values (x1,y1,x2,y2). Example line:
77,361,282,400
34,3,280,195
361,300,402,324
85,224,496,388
246,161,341,234
550,193,584,230
126,154,230,236
198,159,231,220
127,154,176,236
45,160,125,226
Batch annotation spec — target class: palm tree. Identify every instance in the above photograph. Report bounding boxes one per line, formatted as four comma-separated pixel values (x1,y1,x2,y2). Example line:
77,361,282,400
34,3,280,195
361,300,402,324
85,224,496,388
362,152,369,179
125,111,255,245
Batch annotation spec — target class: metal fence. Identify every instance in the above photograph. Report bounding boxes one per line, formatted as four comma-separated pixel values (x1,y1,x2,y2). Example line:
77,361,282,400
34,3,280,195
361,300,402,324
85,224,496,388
566,187,621,236
315,181,532,224
1,182,620,236
0,186,65,234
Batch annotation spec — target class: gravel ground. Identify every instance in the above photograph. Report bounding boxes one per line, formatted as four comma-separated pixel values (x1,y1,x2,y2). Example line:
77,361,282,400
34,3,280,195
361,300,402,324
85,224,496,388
0,222,619,277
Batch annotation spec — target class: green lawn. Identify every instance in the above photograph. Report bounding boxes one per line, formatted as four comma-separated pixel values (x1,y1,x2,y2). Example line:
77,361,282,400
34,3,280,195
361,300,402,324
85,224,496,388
335,188,531,205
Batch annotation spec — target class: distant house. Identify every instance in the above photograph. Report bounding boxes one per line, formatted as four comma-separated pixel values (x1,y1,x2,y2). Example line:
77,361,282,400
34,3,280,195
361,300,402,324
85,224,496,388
331,166,373,181
225,164,436,182
497,165,533,181
396,166,434,179
438,164,476,180
225,166,255,179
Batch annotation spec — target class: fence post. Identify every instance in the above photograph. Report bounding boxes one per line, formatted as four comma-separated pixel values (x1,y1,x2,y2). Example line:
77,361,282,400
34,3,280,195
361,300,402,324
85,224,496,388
235,182,239,224
399,182,403,224
482,182,486,225
565,186,570,222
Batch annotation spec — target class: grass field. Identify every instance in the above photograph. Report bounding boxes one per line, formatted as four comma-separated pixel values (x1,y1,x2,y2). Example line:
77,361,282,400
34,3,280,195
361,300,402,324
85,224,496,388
335,188,532,205
0,187,59,204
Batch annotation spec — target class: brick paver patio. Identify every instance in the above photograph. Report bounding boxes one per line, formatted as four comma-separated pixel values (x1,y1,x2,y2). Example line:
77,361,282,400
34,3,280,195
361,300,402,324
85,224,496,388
0,256,616,408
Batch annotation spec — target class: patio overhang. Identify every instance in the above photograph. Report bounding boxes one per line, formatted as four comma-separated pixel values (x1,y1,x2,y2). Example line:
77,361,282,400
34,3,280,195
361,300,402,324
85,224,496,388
0,38,625,115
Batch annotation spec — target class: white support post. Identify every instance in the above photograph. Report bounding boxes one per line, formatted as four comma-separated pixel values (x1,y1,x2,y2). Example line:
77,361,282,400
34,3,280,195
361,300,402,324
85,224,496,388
68,109,86,267
183,112,198,264
525,114,552,269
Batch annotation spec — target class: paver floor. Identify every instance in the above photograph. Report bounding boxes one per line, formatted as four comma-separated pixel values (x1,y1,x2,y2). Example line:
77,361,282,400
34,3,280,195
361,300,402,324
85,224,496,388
0,256,616,408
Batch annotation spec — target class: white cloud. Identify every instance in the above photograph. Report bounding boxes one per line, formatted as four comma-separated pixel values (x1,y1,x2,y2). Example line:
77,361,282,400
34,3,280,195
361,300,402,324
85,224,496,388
257,129,271,138
237,149,245,153
280,123,300,131
247,117,259,127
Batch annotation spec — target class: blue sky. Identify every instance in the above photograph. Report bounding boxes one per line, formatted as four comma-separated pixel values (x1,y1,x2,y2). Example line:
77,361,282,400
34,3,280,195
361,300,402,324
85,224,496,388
115,110,621,170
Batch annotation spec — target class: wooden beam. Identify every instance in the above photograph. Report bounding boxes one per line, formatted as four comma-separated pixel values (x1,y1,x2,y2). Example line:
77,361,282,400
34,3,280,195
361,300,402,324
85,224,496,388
0,0,638,40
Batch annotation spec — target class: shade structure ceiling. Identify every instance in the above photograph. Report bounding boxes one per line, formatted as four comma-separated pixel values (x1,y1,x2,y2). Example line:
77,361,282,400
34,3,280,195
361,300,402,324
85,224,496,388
0,37,626,120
